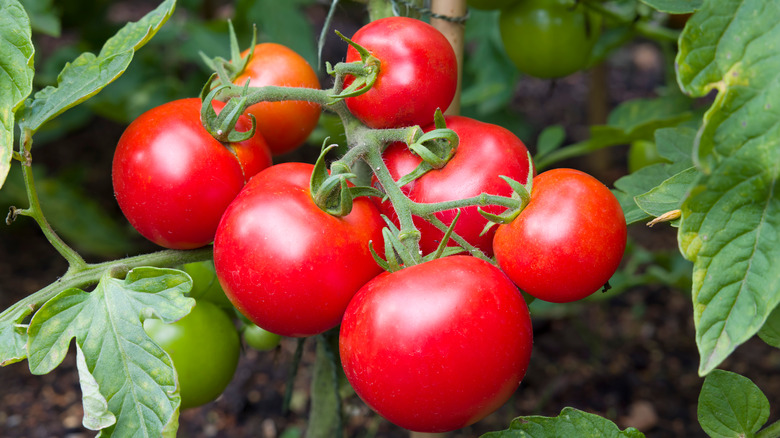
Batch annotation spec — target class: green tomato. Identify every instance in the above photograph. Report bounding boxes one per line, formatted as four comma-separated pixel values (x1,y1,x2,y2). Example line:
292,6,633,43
242,323,282,351
181,261,233,309
628,140,667,173
468,0,519,10
499,0,602,78
144,300,240,409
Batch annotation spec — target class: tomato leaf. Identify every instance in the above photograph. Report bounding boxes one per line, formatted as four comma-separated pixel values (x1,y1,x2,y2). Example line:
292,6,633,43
18,0,61,37
480,407,645,437
697,370,769,438
639,0,702,14
0,304,34,366
758,305,780,349
634,166,698,223
535,124,566,158
26,267,194,437
17,0,176,133
0,0,35,190
676,0,780,375
306,332,344,438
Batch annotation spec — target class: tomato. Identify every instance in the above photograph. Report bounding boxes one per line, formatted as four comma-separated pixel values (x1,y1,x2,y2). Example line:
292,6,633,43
234,43,321,156
181,261,233,310
144,300,240,410
112,98,272,250
344,17,457,129
493,168,626,303
468,0,518,10
499,0,602,78
628,140,667,173
375,115,533,256
242,323,282,351
213,162,385,337
340,256,533,433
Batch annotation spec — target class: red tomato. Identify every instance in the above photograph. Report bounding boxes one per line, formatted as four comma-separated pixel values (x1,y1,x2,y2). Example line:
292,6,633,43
375,115,533,256
493,168,627,303
112,98,271,250
234,43,321,155
340,255,533,433
344,17,457,129
213,162,385,337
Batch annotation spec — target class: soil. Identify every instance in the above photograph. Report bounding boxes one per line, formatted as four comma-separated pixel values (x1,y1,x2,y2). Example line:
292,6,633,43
2,5,779,438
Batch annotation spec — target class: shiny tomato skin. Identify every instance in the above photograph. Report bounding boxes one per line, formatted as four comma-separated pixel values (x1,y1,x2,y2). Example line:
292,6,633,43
340,256,533,433
345,16,457,129
494,168,627,303
376,115,533,256
234,43,321,155
499,0,601,79
112,98,272,250
144,300,240,410
213,162,385,337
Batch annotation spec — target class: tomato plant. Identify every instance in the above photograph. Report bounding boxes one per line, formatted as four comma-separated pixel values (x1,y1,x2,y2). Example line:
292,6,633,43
499,0,602,78
344,16,458,129
213,162,385,337
112,98,272,250
628,139,667,172
181,260,234,309
144,300,241,410
494,168,627,303
340,255,533,433
376,115,533,256
234,43,321,156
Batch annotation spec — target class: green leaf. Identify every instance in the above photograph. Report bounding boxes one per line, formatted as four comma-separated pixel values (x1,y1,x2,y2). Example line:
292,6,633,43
480,407,645,438
306,332,343,438
536,125,566,158
676,0,780,375
655,126,696,165
640,0,702,14
17,0,176,133
26,267,194,437
758,305,780,349
19,0,61,36
634,166,698,220
0,304,34,366
0,0,35,190
677,0,780,173
606,95,693,139
697,370,769,438
76,344,116,430
679,140,780,375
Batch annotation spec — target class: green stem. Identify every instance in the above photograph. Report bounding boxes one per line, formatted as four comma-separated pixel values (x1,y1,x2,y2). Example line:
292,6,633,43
535,138,618,171
424,214,494,263
581,0,680,43
409,193,519,217
0,247,213,324
16,130,88,270
757,419,780,438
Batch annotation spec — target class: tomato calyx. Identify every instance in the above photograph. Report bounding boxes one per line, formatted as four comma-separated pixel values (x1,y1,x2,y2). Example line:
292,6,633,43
310,144,383,217
327,31,381,99
477,151,534,234
200,82,257,144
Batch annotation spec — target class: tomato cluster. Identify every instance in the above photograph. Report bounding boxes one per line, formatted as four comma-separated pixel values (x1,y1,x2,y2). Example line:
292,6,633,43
112,15,626,433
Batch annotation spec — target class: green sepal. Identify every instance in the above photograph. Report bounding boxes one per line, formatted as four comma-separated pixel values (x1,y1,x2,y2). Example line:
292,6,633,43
428,209,463,260
432,108,447,129
349,185,385,199
368,240,392,272
199,85,256,144
328,30,380,99
310,144,357,217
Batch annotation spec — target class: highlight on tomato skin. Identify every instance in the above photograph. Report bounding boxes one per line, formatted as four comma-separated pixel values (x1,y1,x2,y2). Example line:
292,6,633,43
493,168,627,303
339,255,533,433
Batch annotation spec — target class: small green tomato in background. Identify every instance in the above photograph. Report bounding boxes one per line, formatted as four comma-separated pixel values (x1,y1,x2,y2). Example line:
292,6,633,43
499,0,602,78
144,300,241,409
181,261,233,309
467,0,519,10
628,140,667,173
242,323,282,351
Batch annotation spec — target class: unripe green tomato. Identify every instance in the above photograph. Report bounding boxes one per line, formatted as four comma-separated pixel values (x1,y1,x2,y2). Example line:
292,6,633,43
242,324,282,351
499,0,602,78
468,0,519,10
181,261,233,310
144,300,240,409
628,140,666,173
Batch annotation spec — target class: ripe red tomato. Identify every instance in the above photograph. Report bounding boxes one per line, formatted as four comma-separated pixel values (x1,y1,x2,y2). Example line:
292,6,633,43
340,255,533,433
375,115,533,256
112,98,272,250
344,16,457,129
144,300,240,410
213,162,385,337
234,43,321,155
493,168,627,303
